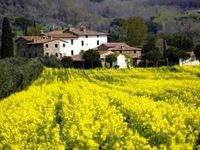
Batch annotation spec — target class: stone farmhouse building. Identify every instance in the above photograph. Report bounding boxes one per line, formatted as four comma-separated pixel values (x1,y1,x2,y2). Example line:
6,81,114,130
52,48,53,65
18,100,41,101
70,42,142,68
97,43,142,67
16,26,108,59
16,27,143,68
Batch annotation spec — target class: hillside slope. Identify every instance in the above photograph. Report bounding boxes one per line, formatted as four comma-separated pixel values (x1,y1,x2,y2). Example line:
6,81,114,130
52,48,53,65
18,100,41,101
1,0,200,33
0,67,200,149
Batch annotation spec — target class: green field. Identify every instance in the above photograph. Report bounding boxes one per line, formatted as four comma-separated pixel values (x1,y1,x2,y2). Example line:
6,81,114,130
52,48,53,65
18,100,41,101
0,66,200,150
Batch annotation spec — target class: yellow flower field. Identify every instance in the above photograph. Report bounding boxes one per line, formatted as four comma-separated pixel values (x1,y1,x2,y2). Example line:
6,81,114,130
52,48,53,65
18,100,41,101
0,66,200,150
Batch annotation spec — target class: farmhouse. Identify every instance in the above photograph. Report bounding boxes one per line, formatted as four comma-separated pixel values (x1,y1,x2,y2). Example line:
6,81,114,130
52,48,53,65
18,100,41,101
15,27,143,68
16,26,108,58
97,43,142,67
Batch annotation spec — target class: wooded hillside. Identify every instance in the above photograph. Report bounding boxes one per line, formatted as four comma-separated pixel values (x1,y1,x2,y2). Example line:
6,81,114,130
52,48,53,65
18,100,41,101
0,0,200,35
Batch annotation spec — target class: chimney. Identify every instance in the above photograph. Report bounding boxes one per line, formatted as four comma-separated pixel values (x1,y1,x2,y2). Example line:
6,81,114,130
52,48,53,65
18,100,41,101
67,25,72,31
32,39,36,43
40,30,44,35
80,26,86,32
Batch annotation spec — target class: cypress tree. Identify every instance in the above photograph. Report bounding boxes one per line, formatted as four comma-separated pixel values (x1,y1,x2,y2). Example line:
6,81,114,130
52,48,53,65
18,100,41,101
0,17,14,58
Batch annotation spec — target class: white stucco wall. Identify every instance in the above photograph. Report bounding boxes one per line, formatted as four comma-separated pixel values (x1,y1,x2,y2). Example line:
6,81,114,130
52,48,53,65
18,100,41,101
59,35,107,56
117,54,127,68
100,53,128,68
179,57,200,66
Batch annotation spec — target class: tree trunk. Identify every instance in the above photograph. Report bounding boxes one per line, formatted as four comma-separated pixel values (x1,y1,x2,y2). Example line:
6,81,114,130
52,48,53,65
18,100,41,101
82,61,85,69
25,27,28,35
145,59,148,68
154,61,159,67
91,61,94,69
110,62,112,68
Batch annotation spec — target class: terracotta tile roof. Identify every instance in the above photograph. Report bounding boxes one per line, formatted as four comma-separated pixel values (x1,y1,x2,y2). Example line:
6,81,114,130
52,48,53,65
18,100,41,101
102,43,128,47
100,43,141,51
16,26,107,45
64,27,107,36
27,38,68,45
43,30,77,38
17,36,42,42
27,39,50,44
98,50,114,55
72,54,85,61
16,36,52,44
44,27,107,37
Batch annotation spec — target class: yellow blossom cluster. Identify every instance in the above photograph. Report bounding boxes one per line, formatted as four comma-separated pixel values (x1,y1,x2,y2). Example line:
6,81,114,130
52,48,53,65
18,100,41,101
0,66,200,149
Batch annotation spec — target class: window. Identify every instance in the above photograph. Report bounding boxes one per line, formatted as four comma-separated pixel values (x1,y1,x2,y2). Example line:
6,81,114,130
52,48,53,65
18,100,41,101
81,41,84,46
63,44,65,47
35,53,37,57
46,52,49,56
23,51,26,57
134,50,136,54
120,51,122,53
17,43,20,47
97,40,99,45
97,35,99,38
60,53,62,57
71,39,74,45
29,53,31,58
86,35,88,38
71,50,74,56
46,44,48,48
55,44,58,48
63,53,66,56
55,53,58,57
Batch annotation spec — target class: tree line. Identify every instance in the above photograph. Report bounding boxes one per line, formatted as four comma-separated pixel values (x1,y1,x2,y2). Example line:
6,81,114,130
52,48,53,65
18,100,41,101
108,17,200,67
1,0,200,34
1,16,200,68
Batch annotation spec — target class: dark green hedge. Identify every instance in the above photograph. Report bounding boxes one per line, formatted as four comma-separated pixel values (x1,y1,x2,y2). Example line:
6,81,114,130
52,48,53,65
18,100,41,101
0,57,44,100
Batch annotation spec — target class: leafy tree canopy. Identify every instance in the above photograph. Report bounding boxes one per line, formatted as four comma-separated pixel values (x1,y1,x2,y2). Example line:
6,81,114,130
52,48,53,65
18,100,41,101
15,17,33,35
120,17,148,47
164,47,190,62
105,54,117,67
27,25,43,36
165,33,193,51
0,17,14,58
146,49,162,62
142,36,158,54
83,49,100,68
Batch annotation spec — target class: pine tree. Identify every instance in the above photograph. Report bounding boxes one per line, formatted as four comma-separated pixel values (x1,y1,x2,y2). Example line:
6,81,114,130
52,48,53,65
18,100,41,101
0,17,14,58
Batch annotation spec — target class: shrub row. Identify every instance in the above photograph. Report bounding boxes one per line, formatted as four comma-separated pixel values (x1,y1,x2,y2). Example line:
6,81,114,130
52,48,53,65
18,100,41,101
37,55,102,69
0,57,44,100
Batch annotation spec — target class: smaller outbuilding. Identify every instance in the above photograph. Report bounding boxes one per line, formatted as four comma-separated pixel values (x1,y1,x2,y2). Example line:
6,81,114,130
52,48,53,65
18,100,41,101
179,51,200,66
99,51,128,68
97,42,142,67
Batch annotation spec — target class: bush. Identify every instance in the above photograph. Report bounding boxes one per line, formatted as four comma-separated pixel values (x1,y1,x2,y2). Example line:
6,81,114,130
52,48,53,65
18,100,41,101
38,55,62,68
61,56,73,68
0,57,43,100
164,47,190,62
83,50,100,69
105,54,117,67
